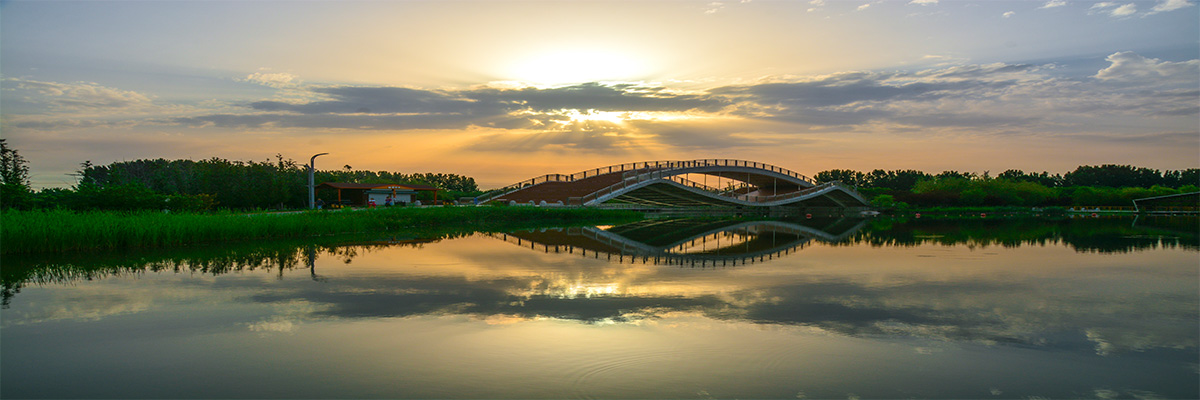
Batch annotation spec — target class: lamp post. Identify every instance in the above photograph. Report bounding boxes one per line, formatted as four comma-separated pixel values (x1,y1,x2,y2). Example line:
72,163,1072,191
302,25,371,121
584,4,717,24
308,153,329,209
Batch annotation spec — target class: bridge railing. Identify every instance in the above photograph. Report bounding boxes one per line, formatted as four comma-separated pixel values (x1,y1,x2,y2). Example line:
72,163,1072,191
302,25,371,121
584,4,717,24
733,181,869,204
664,174,726,193
482,159,816,203
582,168,859,205
677,159,813,183
480,161,678,203
732,182,839,203
579,168,676,204
581,168,753,204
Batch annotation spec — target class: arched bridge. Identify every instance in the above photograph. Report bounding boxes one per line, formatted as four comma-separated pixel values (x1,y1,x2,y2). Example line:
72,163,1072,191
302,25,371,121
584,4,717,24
482,159,869,208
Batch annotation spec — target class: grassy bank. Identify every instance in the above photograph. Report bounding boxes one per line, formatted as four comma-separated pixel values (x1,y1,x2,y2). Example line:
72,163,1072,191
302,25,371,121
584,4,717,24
887,206,1067,216
884,205,1186,218
1,206,642,255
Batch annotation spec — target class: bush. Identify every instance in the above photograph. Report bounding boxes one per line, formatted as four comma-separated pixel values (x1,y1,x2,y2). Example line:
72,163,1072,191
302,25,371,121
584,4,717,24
1,183,34,210
166,193,217,212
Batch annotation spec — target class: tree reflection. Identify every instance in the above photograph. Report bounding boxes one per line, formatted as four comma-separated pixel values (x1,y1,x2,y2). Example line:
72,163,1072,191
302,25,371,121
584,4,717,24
0,234,439,308
3,216,1196,308
1,216,1196,360
840,215,1197,253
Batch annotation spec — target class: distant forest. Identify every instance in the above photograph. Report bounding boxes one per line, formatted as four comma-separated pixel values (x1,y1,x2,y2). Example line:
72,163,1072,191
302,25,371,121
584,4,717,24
814,166,1198,208
0,140,1196,211
0,145,481,211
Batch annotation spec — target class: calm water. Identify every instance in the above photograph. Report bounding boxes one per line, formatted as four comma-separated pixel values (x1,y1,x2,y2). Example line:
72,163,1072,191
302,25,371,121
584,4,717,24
2,216,1197,399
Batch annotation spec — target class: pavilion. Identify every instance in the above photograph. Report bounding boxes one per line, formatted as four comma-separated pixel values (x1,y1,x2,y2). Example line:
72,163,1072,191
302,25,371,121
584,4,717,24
317,182,440,206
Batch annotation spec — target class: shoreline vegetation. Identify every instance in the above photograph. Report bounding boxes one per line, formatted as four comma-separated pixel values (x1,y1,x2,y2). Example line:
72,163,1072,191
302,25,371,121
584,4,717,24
6,204,1195,256
0,206,642,255
0,144,1194,213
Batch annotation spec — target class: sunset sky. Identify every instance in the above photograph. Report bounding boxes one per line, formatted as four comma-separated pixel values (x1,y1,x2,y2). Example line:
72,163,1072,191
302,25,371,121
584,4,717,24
2,0,1197,189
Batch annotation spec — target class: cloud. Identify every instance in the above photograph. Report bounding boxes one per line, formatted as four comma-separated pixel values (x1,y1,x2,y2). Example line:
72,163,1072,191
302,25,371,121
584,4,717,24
1095,52,1200,83
714,73,970,108
632,119,805,150
908,0,937,5
856,3,871,11
463,127,643,153
1088,2,1138,17
471,83,728,113
1066,131,1200,144
891,113,1039,128
1,116,136,131
708,68,1029,128
244,83,725,117
698,56,1195,134
249,86,485,115
915,62,1040,78
1110,3,1137,16
1002,11,1015,18
704,1,724,14
250,85,475,113
171,112,485,131
1089,0,1188,17
247,317,296,334
1147,0,1194,14
1087,2,1135,17
4,78,153,110
1040,0,1067,8
241,72,300,88
165,82,732,133
21,53,1182,155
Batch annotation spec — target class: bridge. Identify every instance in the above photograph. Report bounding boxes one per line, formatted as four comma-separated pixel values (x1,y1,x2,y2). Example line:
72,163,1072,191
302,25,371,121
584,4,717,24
481,159,869,208
489,217,868,268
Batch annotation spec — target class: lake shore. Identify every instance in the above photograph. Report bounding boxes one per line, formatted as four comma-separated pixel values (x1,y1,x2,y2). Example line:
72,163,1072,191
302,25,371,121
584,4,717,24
0,206,642,255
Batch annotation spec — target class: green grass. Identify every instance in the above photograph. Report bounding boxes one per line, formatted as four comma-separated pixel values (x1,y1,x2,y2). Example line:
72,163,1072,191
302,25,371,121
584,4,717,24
0,206,643,254
890,206,1069,216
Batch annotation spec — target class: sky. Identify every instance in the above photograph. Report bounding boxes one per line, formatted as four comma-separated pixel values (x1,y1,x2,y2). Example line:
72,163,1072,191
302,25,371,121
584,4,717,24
2,0,1197,190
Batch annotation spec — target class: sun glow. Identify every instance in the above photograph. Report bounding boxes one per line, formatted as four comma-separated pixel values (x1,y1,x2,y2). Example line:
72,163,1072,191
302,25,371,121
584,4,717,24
506,49,650,85
563,109,629,124
557,109,721,125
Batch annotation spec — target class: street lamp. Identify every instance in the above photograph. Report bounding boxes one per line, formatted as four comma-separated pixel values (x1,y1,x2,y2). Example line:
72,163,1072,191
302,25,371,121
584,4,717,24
308,153,329,209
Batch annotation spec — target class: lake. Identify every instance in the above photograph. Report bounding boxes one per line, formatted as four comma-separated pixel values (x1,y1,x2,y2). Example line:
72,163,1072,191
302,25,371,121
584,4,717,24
2,215,1197,399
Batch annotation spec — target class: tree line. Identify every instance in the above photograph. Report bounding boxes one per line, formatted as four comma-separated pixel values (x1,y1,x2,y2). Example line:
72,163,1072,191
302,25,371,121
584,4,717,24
1,139,1195,211
0,142,480,211
815,165,1198,208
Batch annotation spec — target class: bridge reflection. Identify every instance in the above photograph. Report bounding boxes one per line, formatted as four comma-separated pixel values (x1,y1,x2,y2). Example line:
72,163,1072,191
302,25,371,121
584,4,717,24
490,218,867,267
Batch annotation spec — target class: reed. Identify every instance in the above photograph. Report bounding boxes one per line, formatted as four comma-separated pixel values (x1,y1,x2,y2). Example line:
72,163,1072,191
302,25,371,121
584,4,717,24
0,206,642,255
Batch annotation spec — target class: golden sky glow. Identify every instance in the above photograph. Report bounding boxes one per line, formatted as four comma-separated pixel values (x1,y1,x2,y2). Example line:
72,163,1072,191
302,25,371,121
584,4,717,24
1,0,1197,189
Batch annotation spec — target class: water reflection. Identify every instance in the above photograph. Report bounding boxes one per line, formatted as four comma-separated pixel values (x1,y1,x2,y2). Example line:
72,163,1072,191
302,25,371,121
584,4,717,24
0,235,446,308
849,215,1198,253
490,217,866,267
2,217,1197,398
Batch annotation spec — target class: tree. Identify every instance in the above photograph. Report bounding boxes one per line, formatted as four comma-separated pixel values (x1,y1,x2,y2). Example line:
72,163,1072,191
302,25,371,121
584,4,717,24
815,169,867,186
936,170,975,181
865,169,930,191
1162,169,1200,189
0,140,33,209
870,194,908,210
0,140,30,188
1064,165,1162,188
